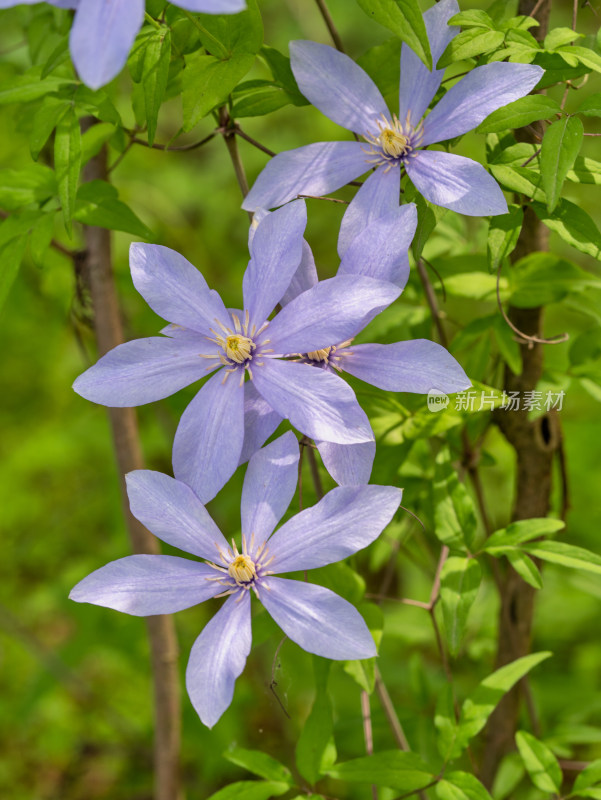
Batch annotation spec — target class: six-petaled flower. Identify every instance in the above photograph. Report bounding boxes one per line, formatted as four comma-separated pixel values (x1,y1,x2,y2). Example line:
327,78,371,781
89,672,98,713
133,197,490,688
69,432,403,727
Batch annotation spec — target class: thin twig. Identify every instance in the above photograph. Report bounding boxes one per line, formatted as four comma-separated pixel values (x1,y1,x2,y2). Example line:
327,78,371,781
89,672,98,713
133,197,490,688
521,146,542,168
219,108,252,217
422,257,447,303
131,130,217,152
235,126,276,157
527,0,547,17
314,0,345,52
496,262,569,345
361,691,378,800
298,194,350,204
391,780,439,800
269,636,291,718
417,259,448,347
375,670,410,751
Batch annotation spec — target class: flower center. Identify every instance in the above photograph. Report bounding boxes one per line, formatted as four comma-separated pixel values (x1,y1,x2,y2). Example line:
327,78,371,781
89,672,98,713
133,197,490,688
228,554,257,586
225,334,255,364
378,128,411,158
307,347,332,362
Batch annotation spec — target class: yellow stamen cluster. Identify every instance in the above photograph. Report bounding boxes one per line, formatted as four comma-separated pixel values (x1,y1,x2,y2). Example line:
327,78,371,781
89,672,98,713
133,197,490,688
378,127,411,158
307,347,332,362
362,112,423,170
225,334,254,364
304,339,354,370
228,554,257,585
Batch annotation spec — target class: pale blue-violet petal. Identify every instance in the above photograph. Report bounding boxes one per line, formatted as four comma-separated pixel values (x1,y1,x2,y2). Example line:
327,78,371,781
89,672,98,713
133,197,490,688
338,167,400,258
281,240,318,306
238,381,282,465
315,440,375,486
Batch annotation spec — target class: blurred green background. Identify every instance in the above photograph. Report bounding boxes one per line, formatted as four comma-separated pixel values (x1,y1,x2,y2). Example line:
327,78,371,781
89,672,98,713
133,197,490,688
1,0,601,798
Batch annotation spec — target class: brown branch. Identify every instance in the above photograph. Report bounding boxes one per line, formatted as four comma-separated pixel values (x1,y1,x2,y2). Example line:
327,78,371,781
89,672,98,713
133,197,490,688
417,259,448,347
78,118,181,800
361,691,378,800
219,108,252,218
375,669,410,751
314,0,345,52
234,126,276,157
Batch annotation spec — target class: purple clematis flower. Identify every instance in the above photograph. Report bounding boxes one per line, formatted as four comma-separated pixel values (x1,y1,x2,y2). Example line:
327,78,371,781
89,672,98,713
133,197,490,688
0,0,246,90
73,200,402,503
249,204,471,485
70,432,403,727
242,0,543,252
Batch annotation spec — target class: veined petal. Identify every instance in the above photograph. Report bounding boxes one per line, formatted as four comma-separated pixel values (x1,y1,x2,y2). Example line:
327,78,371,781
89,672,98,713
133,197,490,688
125,471,229,560
175,0,245,11
241,432,299,550
243,201,307,331
316,440,375,486
252,359,373,445
406,150,507,216
267,485,401,573
72,336,215,407
0,1,78,6
260,578,375,660
238,381,282,465
266,275,400,355
186,592,251,728
281,241,318,306
338,203,417,289
242,141,365,212
290,40,389,135
422,63,544,146
172,368,245,504
399,0,460,125
338,167,401,258
69,555,223,615
130,243,230,334
342,340,471,393
69,0,145,89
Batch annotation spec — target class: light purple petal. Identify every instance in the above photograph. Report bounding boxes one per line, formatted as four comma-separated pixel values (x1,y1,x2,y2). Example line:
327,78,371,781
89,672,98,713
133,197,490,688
281,241,318,306
316,440,375,486
72,336,215,407
186,592,251,728
69,0,145,90
260,578,375,660
342,340,470,393
130,243,230,334
238,381,282,465
125,470,229,560
422,63,544,146
241,432,299,550
338,203,417,289
243,200,307,330
399,0,460,125
175,0,245,11
267,485,401,573
172,368,245,504
0,0,78,6
242,141,365,212
266,275,400,355
252,359,373,445
338,167,401,258
290,40,389,135
406,150,507,216
69,555,223,615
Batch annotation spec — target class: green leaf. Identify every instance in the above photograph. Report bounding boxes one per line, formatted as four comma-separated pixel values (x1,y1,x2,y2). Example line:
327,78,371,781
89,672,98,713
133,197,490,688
182,52,255,130
574,759,601,793
74,180,154,240
142,28,171,146
29,212,56,267
206,781,290,800
577,93,601,117
437,772,493,800
433,446,478,550
489,164,545,202
559,45,601,74
29,97,69,160
524,540,601,576
448,10,495,30
544,27,583,50
477,95,559,134
457,653,552,747
438,29,505,68
355,0,431,69
411,193,447,261
508,251,601,307
296,658,336,786
484,518,565,551
343,603,383,693
193,0,263,57
567,156,601,185
487,204,523,272
440,557,482,657
55,106,81,237
0,68,75,105
505,551,543,589
515,731,562,794
328,751,434,791
0,233,28,315
223,749,292,784
0,164,56,211
357,38,401,105
540,116,584,212
435,683,459,760
259,46,307,106
81,122,116,166
533,199,601,260
232,81,292,118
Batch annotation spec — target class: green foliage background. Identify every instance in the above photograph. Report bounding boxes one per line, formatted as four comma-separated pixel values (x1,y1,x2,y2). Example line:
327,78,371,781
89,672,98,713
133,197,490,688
0,0,600,798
